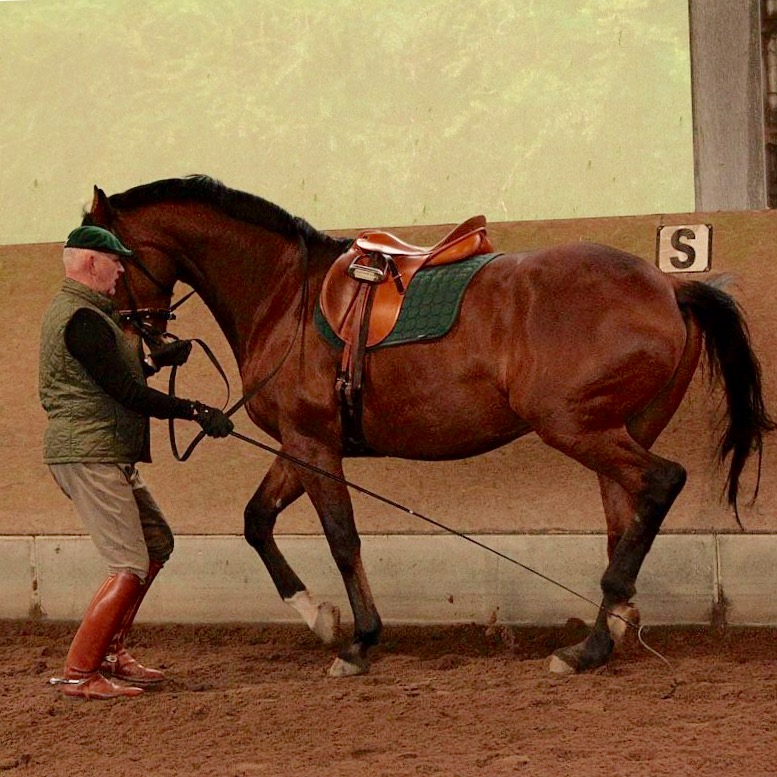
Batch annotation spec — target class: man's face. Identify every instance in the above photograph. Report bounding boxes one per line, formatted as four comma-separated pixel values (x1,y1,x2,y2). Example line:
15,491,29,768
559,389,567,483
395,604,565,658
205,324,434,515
91,251,125,296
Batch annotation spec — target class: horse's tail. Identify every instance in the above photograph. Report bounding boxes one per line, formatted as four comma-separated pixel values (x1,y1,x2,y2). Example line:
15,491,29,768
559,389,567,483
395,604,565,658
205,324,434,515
675,277,775,519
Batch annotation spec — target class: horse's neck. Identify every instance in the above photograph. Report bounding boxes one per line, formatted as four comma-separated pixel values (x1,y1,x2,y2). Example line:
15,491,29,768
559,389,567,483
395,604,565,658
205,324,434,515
182,229,336,366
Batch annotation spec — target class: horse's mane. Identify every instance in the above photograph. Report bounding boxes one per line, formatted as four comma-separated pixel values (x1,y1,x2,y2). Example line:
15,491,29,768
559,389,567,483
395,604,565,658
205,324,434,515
102,175,339,246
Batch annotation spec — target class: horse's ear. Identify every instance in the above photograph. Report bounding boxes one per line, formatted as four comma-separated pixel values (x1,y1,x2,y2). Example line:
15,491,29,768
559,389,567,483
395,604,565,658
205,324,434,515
90,186,114,223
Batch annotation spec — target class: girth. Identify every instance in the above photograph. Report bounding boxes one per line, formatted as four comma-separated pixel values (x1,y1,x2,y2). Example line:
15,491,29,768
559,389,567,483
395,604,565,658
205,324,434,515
319,216,494,454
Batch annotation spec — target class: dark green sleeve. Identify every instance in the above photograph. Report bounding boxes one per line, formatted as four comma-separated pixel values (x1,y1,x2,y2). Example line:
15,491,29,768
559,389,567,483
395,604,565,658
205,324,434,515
64,308,195,420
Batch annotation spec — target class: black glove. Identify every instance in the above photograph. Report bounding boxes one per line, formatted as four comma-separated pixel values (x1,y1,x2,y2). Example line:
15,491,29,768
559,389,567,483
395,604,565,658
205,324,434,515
191,401,234,438
149,340,193,369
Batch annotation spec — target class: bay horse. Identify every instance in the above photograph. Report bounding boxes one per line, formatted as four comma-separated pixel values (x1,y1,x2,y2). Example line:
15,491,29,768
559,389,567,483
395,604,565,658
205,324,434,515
84,175,772,677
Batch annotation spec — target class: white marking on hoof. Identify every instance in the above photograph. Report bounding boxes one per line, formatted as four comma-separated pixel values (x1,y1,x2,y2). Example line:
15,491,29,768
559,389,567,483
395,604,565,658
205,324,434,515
607,602,640,646
548,655,575,675
328,657,367,678
312,602,340,645
284,591,340,645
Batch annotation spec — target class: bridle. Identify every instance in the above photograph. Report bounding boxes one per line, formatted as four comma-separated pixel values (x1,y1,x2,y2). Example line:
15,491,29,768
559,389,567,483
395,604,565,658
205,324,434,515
112,231,312,461
118,292,195,346
117,253,195,345
113,245,233,459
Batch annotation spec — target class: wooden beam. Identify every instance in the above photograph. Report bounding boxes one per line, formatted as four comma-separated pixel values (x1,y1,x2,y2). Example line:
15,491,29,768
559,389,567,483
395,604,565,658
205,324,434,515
689,0,767,210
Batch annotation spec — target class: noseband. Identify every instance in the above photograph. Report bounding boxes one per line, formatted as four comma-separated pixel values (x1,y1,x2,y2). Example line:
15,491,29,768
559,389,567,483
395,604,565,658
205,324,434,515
118,305,177,327
115,249,194,346
118,296,194,345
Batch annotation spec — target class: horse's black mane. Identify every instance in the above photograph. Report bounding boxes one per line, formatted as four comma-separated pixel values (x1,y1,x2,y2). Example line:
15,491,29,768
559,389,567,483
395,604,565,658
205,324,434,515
99,175,340,246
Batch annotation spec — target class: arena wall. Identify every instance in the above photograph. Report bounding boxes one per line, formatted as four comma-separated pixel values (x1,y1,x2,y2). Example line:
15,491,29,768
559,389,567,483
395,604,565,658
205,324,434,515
1,209,776,625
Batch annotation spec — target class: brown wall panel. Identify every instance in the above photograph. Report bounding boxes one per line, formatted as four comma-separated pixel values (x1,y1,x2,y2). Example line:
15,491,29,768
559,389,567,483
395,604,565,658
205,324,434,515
2,209,775,536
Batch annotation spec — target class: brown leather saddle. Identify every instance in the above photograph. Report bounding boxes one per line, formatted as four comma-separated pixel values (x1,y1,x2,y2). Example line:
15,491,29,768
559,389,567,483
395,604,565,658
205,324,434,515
320,215,493,350
319,215,494,453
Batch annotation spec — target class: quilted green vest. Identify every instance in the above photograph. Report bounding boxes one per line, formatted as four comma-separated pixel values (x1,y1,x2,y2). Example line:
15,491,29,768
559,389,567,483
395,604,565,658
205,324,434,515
39,279,150,464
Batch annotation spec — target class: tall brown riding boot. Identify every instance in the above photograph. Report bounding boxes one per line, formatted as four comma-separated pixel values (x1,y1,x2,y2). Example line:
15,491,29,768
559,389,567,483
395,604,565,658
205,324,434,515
102,560,165,684
59,572,145,700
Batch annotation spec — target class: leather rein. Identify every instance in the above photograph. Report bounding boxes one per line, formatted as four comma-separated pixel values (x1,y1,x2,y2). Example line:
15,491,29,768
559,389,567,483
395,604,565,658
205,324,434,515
116,261,232,461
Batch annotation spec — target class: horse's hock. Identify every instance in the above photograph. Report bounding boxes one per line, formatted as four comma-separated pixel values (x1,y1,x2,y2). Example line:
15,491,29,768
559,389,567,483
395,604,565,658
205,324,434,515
2,207,777,629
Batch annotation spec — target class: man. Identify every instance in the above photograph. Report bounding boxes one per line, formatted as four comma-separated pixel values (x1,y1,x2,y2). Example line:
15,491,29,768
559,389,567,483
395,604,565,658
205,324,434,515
39,225,233,700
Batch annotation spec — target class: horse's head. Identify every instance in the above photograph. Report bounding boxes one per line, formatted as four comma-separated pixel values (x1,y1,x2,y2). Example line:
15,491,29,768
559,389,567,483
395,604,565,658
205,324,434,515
85,185,180,346
82,174,344,358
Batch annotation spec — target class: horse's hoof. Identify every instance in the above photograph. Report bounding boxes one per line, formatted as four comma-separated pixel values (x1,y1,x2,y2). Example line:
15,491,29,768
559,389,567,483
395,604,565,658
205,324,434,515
285,591,340,645
549,633,612,674
548,654,575,675
328,657,368,678
607,602,640,646
313,602,340,645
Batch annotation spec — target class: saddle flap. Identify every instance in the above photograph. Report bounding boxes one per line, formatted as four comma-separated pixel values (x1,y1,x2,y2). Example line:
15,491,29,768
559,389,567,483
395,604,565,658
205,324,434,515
320,246,408,348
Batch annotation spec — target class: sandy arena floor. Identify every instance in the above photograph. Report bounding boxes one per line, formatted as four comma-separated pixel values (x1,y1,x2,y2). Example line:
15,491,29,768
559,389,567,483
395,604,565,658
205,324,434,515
2,620,777,776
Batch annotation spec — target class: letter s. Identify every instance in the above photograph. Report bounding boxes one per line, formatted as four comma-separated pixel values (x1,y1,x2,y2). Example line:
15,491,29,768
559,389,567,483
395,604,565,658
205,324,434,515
670,228,696,270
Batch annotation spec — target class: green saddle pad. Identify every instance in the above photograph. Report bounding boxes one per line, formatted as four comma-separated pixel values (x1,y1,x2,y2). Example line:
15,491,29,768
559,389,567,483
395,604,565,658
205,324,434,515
315,252,501,350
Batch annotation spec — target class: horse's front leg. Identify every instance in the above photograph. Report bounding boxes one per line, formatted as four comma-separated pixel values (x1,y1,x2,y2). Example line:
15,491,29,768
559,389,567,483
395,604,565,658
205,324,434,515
244,457,340,645
288,445,382,677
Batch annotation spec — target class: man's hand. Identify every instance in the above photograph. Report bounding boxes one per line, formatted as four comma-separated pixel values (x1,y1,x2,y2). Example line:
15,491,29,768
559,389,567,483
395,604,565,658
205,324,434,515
149,340,193,369
191,401,234,438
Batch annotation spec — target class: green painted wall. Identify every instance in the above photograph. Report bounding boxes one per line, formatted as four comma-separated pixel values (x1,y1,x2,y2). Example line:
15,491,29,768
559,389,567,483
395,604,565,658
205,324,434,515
0,0,693,245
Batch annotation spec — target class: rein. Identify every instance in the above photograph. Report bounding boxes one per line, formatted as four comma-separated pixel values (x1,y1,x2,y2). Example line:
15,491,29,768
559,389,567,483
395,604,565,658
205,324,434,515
114,249,234,460
120,303,234,461
168,234,310,461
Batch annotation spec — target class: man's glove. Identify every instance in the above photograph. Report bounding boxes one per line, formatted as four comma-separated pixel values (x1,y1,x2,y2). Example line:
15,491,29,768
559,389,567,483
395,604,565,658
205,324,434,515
190,401,234,438
149,340,193,369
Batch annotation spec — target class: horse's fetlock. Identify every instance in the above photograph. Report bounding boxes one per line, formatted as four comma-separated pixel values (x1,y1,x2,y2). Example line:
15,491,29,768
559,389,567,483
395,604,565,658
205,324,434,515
358,619,383,649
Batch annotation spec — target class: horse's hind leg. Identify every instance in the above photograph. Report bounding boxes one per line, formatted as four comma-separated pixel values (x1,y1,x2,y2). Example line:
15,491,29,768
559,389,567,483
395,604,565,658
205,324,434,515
599,317,701,557
593,317,703,651
540,428,687,674
244,457,340,644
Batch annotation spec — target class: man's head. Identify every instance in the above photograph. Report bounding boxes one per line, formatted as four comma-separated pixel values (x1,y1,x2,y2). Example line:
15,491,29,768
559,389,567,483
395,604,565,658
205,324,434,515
62,226,132,297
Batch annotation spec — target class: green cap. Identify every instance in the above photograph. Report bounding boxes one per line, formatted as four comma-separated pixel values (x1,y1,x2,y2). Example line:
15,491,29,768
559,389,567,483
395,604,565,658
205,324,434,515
64,225,133,257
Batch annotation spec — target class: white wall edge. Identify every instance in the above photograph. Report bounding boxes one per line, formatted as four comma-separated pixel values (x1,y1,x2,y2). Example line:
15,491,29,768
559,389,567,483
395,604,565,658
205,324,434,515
0,533,774,626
